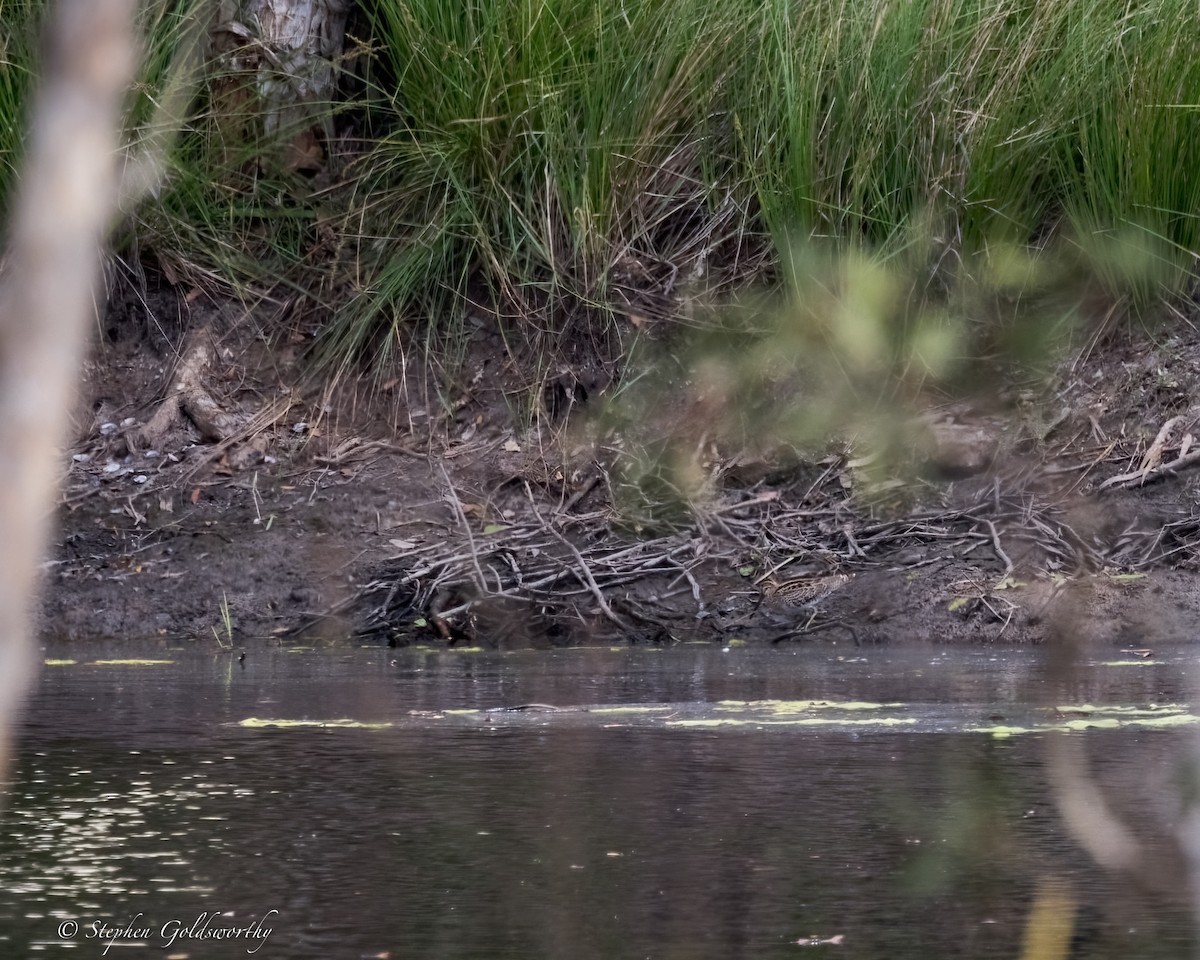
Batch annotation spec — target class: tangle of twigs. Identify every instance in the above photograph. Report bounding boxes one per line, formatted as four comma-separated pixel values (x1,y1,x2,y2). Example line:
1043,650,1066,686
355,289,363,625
317,459,1198,646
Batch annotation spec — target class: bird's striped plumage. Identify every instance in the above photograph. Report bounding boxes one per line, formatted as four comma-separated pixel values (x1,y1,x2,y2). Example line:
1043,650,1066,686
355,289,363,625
760,573,852,611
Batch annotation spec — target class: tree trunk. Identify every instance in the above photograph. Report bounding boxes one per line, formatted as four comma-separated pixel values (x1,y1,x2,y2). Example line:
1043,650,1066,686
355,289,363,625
211,0,352,175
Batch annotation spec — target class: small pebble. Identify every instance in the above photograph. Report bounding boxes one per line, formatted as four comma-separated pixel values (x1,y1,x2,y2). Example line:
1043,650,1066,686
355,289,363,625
99,422,117,436
133,475,148,484
103,462,122,474
72,453,90,463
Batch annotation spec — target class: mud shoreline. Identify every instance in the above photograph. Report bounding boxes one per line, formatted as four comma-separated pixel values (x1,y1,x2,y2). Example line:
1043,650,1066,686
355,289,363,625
38,286,1200,651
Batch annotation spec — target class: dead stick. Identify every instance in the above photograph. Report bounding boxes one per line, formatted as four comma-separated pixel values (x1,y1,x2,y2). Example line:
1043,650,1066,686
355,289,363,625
438,464,489,598
557,473,602,517
1100,446,1200,489
524,481,629,630
981,519,1014,577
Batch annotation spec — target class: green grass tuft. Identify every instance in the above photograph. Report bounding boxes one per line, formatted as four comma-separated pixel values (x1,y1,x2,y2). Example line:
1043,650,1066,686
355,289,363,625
3,0,1198,391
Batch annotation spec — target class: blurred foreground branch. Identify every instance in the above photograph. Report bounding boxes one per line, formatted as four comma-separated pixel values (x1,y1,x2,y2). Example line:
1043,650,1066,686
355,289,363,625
0,0,138,774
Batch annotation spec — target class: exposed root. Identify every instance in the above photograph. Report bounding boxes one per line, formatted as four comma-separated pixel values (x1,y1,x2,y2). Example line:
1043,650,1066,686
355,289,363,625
135,326,240,449
1099,415,1200,489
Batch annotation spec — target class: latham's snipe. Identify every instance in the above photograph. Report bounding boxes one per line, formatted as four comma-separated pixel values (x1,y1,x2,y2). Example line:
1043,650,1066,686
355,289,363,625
759,572,853,630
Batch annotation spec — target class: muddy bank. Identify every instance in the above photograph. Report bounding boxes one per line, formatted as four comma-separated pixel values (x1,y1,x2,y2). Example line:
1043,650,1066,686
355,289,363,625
39,284,1200,649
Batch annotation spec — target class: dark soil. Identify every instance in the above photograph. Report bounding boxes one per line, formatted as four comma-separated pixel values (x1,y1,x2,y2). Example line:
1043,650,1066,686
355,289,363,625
40,279,1200,651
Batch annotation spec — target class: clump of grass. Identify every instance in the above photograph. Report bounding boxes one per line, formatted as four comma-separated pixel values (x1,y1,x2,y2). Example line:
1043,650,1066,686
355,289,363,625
1046,1,1200,300
0,1,45,217
1,0,1188,397
326,0,1200,386
212,590,234,649
329,0,741,385
730,0,1200,267
119,0,364,325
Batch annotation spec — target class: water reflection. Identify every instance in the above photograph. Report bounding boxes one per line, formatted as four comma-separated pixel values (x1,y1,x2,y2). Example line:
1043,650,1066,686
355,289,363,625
0,644,1194,957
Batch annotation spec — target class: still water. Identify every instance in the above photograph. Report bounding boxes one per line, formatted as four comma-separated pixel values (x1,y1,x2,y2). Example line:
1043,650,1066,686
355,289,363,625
0,641,1196,958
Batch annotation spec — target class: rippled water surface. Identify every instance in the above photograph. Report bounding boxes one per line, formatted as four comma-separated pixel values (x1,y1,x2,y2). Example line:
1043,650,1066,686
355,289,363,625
1,641,1197,958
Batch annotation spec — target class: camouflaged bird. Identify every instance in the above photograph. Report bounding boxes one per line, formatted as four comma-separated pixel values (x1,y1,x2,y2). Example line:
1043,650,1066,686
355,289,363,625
758,572,853,630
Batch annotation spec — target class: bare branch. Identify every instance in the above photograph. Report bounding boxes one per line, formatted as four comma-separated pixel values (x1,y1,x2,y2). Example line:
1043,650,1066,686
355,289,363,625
0,0,138,773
